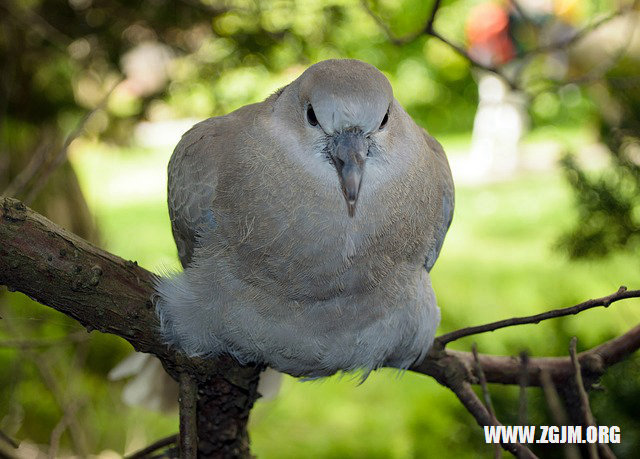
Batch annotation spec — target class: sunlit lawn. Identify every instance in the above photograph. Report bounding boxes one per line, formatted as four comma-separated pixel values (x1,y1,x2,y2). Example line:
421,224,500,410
69,128,639,458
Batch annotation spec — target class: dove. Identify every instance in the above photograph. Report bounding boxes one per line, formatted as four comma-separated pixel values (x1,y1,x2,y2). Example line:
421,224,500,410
155,59,454,378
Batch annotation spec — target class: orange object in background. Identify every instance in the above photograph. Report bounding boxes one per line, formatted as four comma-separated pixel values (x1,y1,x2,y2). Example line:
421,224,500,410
466,2,515,66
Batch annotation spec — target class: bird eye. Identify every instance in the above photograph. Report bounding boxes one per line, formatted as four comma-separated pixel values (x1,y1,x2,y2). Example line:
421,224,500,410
306,105,318,127
379,109,389,130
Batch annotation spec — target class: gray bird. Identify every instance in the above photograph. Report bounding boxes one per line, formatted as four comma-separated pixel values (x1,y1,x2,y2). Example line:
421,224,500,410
155,59,454,378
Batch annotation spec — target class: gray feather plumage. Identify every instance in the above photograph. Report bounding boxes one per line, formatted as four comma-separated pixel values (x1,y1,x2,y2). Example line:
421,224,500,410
155,59,454,378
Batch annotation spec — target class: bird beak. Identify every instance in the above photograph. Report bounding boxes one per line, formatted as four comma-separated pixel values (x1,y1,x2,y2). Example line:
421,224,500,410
330,130,367,217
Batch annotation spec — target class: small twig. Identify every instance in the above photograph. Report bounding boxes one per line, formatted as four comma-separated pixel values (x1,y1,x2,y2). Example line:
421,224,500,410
179,372,198,459
539,370,569,426
21,78,122,205
49,401,80,459
449,382,538,458
511,0,535,26
359,0,418,45
0,0,72,51
529,3,640,98
125,434,178,459
429,30,511,85
437,286,635,345
1,314,88,457
517,2,638,59
472,343,498,421
424,0,442,33
472,343,501,459
568,340,618,459
540,370,581,459
518,351,529,426
2,129,54,198
0,430,18,449
569,337,599,459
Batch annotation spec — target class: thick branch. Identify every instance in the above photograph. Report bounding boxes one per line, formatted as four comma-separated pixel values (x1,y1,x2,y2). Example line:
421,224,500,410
414,323,640,387
0,197,165,357
0,197,261,458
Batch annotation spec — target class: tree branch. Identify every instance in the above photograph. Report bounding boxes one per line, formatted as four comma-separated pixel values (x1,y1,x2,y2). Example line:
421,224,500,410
413,323,640,388
179,373,198,458
517,1,639,59
361,0,512,87
0,197,165,357
125,433,178,459
436,286,638,345
472,343,503,459
0,197,261,458
0,430,19,449
569,337,599,459
361,0,638,92
448,382,537,458
518,351,529,426
540,370,581,459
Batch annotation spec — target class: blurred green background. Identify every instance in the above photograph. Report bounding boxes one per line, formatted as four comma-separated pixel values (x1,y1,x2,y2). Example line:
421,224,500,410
1,0,639,457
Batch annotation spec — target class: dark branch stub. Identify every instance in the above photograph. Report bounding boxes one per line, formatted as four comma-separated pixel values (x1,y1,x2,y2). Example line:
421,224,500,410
125,434,178,459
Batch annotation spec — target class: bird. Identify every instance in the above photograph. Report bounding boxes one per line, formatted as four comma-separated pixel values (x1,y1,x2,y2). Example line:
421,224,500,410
155,59,454,378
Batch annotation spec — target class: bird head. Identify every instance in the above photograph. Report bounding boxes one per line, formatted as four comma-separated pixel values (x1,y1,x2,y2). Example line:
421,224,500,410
293,59,394,217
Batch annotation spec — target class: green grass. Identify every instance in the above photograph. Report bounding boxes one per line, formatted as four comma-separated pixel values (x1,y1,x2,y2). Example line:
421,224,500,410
66,134,640,458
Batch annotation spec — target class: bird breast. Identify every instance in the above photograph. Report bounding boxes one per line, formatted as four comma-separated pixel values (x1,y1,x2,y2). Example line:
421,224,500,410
212,159,431,303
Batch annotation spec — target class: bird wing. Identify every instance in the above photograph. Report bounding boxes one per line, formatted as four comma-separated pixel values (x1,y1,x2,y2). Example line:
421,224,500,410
167,118,219,268
423,133,455,272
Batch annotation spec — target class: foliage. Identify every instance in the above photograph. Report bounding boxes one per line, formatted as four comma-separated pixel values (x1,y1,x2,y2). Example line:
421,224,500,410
559,52,640,259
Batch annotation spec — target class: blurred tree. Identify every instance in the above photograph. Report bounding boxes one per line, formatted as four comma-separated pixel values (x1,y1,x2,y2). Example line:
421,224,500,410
559,37,640,258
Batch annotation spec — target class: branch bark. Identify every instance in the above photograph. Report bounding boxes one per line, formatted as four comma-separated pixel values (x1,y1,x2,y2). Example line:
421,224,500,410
414,323,640,388
0,197,261,458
